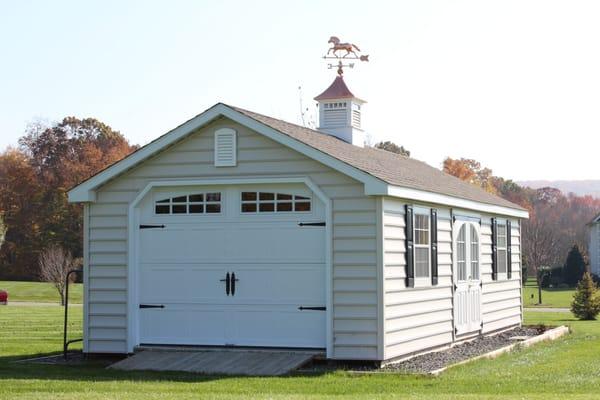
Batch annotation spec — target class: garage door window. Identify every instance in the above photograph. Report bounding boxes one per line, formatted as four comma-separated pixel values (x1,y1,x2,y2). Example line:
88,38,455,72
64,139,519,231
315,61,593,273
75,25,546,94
241,192,311,213
155,193,222,215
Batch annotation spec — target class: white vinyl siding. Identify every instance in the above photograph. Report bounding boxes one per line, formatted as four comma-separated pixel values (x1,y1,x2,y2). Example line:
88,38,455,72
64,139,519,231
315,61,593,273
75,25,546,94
381,198,523,361
589,223,600,276
481,218,522,333
86,119,379,359
382,199,453,360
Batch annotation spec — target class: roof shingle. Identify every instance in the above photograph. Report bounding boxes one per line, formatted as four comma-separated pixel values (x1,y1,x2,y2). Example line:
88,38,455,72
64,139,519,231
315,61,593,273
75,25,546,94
231,105,525,211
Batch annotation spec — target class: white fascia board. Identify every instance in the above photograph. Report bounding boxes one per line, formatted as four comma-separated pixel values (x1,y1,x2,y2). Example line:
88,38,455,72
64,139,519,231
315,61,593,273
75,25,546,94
68,103,388,202
384,185,529,219
68,105,225,202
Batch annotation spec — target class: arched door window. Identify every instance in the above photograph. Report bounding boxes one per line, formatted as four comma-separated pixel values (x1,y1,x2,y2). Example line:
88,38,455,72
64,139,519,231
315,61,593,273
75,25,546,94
456,222,480,282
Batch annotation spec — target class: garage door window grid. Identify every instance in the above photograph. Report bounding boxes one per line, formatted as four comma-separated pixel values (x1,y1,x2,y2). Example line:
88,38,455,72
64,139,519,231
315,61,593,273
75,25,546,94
241,192,311,213
155,193,222,214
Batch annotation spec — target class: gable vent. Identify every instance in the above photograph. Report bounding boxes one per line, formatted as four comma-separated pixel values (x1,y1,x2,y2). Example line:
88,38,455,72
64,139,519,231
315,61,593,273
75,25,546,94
214,128,237,167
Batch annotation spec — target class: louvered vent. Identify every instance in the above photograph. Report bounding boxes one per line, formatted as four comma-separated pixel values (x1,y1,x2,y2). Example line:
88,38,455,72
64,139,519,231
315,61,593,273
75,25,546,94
323,109,347,127
214,128,237,167
351,109,361,128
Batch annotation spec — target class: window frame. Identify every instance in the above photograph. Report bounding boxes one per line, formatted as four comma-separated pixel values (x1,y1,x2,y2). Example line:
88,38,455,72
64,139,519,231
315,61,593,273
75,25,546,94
412,207,431,286
496,220,508,279
239,191,312,215
153,192,223,216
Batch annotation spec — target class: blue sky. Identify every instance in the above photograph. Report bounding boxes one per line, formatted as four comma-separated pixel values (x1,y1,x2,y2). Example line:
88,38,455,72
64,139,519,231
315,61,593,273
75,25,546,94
1,1,599,180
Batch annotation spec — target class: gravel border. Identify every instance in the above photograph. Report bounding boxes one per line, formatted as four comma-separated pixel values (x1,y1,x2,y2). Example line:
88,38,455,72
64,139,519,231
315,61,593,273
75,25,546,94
384,326,543,374
299,326,548,375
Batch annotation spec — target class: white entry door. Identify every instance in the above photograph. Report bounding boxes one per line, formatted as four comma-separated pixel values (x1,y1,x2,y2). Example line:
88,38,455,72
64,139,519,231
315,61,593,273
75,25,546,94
453,220,482,335
136,184,327,348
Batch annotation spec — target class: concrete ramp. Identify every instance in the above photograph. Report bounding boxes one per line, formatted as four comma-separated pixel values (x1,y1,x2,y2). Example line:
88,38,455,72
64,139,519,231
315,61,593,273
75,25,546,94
109,348,318,376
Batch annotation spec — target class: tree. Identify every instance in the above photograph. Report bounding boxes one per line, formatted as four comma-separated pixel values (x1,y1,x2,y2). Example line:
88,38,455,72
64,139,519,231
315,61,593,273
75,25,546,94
374,141,410,157
38,245,79,305
0,148,43,279
571,272,600,320
0,118,137,280
521,207,562,304
443,157,497,194
564,244,586,286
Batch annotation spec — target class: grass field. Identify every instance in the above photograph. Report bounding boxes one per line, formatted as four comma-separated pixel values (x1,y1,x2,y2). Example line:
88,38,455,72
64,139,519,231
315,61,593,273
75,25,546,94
0,305,598,399
0,280,82,303
522,278,575,308
0,278,576,310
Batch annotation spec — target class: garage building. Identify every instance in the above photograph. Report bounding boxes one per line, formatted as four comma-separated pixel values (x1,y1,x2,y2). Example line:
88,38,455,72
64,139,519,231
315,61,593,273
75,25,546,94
69,76,528,362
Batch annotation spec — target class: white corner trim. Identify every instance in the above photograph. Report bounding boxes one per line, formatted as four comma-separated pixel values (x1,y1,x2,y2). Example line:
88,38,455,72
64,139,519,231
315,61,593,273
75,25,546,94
67,103,387,203
125,176,334,357
385,185,529,219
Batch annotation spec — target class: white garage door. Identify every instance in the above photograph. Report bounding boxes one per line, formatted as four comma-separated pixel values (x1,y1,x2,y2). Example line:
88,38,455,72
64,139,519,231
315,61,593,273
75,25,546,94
136,184,326,348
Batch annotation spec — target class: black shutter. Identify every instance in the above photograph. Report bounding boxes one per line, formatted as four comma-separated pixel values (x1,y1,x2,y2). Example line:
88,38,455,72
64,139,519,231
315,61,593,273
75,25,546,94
491,218,498,281
506,220,512,279
431,208,438,286
405,205,415,288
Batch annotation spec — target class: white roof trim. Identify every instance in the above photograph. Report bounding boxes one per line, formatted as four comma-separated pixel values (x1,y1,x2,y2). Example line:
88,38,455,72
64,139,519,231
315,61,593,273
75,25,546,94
67,103,528,219
68,103,387,202
385,185,529,219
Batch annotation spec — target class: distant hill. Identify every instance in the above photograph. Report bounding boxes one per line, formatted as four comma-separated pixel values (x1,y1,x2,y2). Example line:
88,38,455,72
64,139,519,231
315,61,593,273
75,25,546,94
518,180,600,198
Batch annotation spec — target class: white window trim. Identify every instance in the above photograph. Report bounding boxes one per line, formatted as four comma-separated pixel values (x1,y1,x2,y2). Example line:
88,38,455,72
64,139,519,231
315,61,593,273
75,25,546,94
496,219,508,280
413,206,431,287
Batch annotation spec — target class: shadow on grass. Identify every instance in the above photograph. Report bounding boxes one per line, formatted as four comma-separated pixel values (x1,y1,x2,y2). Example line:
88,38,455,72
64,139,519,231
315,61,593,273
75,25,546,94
0,351,340,382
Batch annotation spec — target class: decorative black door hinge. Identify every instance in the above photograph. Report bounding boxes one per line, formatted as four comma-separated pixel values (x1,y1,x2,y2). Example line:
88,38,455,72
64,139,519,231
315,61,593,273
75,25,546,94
139,224,165,229
298,222,326,227
139,304,165,309
298,306,326,311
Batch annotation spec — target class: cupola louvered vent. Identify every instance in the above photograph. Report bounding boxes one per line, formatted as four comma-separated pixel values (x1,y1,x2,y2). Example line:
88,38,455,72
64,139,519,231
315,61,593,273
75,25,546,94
214,128,237,167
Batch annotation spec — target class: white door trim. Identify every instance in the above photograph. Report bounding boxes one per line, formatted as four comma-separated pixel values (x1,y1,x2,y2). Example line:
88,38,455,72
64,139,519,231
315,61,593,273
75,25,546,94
126,176,333,357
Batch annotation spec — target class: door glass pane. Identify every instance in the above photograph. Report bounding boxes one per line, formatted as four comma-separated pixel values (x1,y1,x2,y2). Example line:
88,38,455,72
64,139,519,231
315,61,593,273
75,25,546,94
470,224,479,280
457,225,467,281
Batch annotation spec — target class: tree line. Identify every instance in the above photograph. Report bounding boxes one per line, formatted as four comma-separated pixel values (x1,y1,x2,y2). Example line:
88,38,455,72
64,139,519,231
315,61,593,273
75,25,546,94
0,118,136,280
443,157,600,292
0,126,597,284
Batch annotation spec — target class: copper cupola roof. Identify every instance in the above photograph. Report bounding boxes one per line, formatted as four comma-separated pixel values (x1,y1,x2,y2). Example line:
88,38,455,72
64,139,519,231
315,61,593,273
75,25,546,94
314,76,365,102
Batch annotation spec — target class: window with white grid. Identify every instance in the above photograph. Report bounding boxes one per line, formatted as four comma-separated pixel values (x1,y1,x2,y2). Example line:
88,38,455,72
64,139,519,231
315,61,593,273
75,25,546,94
497,222,507,274
414,212,430,279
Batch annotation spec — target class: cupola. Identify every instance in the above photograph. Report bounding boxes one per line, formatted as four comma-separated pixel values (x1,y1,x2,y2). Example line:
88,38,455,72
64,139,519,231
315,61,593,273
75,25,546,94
314,75,366,147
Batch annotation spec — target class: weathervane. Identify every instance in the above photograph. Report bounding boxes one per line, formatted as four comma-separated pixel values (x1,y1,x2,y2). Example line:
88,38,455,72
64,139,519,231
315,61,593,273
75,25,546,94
323,36,369,76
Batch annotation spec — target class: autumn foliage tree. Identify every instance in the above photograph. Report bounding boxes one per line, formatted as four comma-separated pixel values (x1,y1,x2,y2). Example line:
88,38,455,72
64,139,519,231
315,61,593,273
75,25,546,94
443,157,600,303
0,118,136,279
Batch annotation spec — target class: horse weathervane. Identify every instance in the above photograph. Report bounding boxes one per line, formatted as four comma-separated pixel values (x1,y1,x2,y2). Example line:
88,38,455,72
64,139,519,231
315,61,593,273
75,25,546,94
323,36,369,76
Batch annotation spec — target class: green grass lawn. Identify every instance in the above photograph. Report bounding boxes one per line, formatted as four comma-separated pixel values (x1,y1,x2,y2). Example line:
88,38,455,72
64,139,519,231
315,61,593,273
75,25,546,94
0,280,82,304
522,278,575,308
0,305,599,399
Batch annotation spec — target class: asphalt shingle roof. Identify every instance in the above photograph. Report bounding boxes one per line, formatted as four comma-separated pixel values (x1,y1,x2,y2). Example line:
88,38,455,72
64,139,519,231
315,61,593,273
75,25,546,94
232,105,526,211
